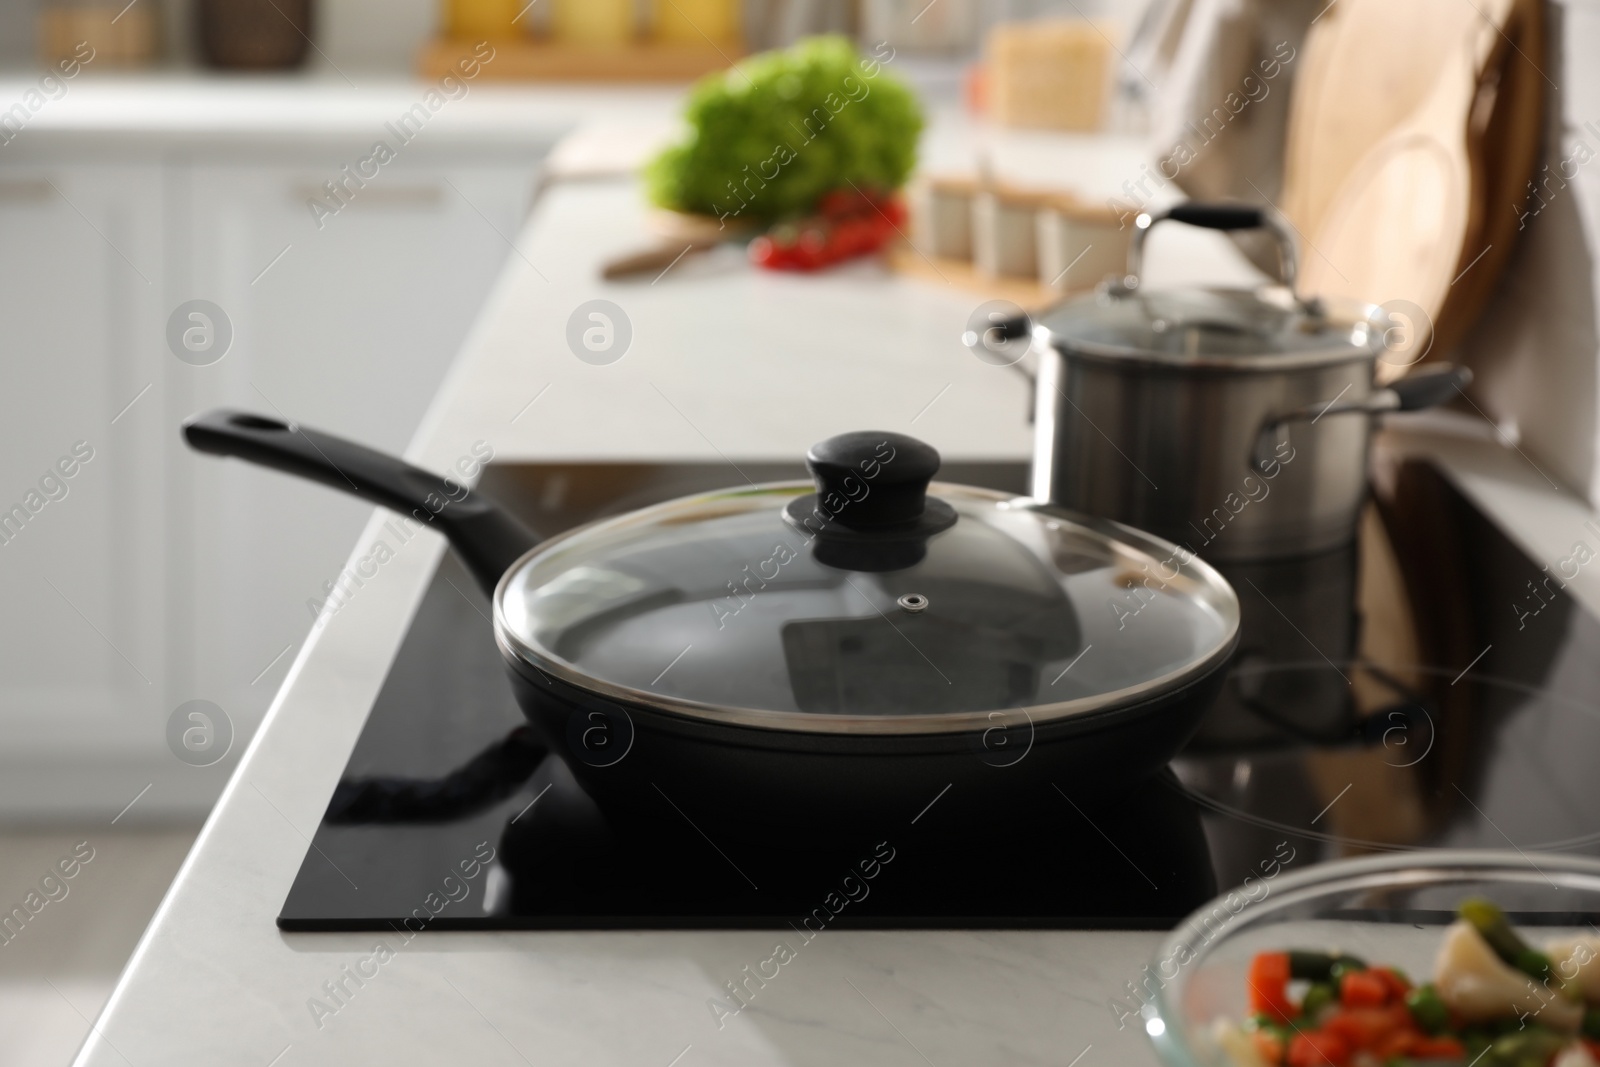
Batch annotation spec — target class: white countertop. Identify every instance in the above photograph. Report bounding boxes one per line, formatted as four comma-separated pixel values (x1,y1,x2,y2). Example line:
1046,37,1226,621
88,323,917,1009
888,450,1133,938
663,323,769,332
75,115,1600,1065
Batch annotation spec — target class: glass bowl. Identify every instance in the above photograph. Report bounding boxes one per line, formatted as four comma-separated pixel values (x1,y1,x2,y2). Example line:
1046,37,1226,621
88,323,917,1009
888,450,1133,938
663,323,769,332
1142,850,1600,1065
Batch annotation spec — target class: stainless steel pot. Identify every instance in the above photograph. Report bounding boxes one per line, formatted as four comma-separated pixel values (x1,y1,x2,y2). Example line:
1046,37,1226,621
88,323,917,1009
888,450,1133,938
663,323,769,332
1028,203,1471,561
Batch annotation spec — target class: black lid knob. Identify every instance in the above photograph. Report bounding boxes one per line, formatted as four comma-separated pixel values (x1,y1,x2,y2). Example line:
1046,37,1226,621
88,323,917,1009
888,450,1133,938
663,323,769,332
805,431,940,529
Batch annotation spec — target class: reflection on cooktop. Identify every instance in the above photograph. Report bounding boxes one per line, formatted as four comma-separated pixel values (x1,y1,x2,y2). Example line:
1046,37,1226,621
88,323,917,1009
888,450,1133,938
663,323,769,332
278,458,1600,931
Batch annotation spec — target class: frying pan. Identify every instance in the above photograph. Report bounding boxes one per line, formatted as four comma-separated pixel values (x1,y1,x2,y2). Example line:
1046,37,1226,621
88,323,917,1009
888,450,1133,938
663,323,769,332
185,410,1240,838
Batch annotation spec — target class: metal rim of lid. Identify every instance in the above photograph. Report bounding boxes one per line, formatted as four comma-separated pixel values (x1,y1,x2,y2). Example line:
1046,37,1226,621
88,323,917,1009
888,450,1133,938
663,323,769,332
1033,289,1390,373
492,481,1242,736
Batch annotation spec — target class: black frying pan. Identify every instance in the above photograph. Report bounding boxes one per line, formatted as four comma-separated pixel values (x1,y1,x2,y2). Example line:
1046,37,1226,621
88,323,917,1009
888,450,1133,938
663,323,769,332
184,409,1235,839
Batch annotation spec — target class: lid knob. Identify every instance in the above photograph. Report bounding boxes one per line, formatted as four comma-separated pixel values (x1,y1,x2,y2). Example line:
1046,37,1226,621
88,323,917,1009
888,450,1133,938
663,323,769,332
783,432,958,570
805,431,940,528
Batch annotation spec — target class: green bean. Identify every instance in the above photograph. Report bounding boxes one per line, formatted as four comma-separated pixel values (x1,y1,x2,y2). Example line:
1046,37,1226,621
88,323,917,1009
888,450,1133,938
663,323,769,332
1288,949,1367,980
1405,983,1450,1034
1483,1028,1567,1067
1458,898,1550,979
1300,982,1335,1019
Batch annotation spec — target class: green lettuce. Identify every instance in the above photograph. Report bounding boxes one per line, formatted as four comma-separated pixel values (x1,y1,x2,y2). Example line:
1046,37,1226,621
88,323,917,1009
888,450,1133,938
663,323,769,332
644,36,922,224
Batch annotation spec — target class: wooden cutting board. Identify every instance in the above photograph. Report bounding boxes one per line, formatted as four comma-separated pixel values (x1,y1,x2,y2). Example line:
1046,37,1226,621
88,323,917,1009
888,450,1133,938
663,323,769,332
1282,0,1544,371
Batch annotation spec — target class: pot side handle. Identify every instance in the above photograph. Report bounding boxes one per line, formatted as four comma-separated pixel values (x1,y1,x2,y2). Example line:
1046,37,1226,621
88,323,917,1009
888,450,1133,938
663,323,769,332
1249,364,1474,473
183,409,540,596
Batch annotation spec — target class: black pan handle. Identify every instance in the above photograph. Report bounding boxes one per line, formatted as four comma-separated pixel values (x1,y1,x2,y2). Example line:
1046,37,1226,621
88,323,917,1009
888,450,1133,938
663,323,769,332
183,409,539,596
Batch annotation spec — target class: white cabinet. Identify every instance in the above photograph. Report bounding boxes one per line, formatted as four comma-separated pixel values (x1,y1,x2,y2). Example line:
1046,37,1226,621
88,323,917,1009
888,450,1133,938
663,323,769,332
0,163,170,814
0,138,549,818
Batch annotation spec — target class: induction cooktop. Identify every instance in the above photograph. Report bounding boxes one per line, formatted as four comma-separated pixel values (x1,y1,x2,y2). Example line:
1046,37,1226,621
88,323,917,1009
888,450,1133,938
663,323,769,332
278,456,1600,931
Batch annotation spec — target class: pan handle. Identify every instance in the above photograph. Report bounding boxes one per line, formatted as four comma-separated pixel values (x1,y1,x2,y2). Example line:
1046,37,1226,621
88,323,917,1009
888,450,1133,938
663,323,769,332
183,409,540,596
1249,365,1474,473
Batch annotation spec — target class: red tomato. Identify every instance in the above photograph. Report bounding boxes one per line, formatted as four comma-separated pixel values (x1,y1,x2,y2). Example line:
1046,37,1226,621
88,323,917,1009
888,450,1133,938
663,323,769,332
831,218,871,256
749,192,905,273
1287,1030,1352,1067
1339,970,1390,1008
817,189,859,217
748,235,781,267
1248,953,1296,1023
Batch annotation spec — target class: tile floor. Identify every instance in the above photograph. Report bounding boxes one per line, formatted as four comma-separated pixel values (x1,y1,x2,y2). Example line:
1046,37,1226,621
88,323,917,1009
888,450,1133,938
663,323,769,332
0,827,198,1066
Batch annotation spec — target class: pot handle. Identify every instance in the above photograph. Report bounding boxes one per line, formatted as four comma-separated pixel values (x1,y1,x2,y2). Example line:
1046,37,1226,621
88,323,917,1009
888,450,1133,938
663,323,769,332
1249,364,1474,473
183,409,540,596
1122,202,1300,296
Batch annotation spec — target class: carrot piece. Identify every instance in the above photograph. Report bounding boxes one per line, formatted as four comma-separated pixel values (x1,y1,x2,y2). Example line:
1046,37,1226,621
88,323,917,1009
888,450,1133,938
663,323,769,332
1410,1036,1467,1058
1325,1005,1410,1049
1371,967,1412,1000
1287,1030,1352,1067
1339,969,1390,1009
1248,952,1296,1023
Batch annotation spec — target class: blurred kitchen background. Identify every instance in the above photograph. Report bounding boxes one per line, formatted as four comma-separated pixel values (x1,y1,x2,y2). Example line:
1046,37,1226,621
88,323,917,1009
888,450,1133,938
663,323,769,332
1,0,1598,1060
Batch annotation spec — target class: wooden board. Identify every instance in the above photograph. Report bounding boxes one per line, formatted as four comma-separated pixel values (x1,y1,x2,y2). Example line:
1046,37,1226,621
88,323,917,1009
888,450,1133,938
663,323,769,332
1282,0,1481,246
1283,0,1544,373
1437,0,1545,364
418,37,740,82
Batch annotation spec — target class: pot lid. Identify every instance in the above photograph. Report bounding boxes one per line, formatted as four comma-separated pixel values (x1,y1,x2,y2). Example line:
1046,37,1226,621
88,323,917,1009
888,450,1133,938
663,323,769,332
495,432,1239,734
1035,285,1387,369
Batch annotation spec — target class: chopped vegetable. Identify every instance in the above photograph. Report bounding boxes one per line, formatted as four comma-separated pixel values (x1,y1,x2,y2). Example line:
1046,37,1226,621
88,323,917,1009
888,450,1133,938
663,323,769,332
1551,938,1600,1002
1324,1003,1410,1047
1435,920,1581,1031
1286,1029,1350,1067
1482,1027,1567,1067
1211,1019,1274,1067
1288,950,1367,981
1251,1029,1285,1065
1339,969,1391,1008
1301,982,1336,1020
1555,1042,1600,1067
1407,983,1451,1033
1248,952,1297,1023
1206,901,1600,1066
1460,898,1553,980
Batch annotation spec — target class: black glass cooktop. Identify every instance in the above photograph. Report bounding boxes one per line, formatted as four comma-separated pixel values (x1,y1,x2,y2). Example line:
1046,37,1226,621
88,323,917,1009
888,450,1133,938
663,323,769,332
278,456,1600,931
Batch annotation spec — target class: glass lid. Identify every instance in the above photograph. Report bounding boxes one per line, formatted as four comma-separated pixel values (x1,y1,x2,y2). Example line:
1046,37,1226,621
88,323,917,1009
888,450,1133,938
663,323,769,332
495,433,1239,734
1035,285,1386,368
